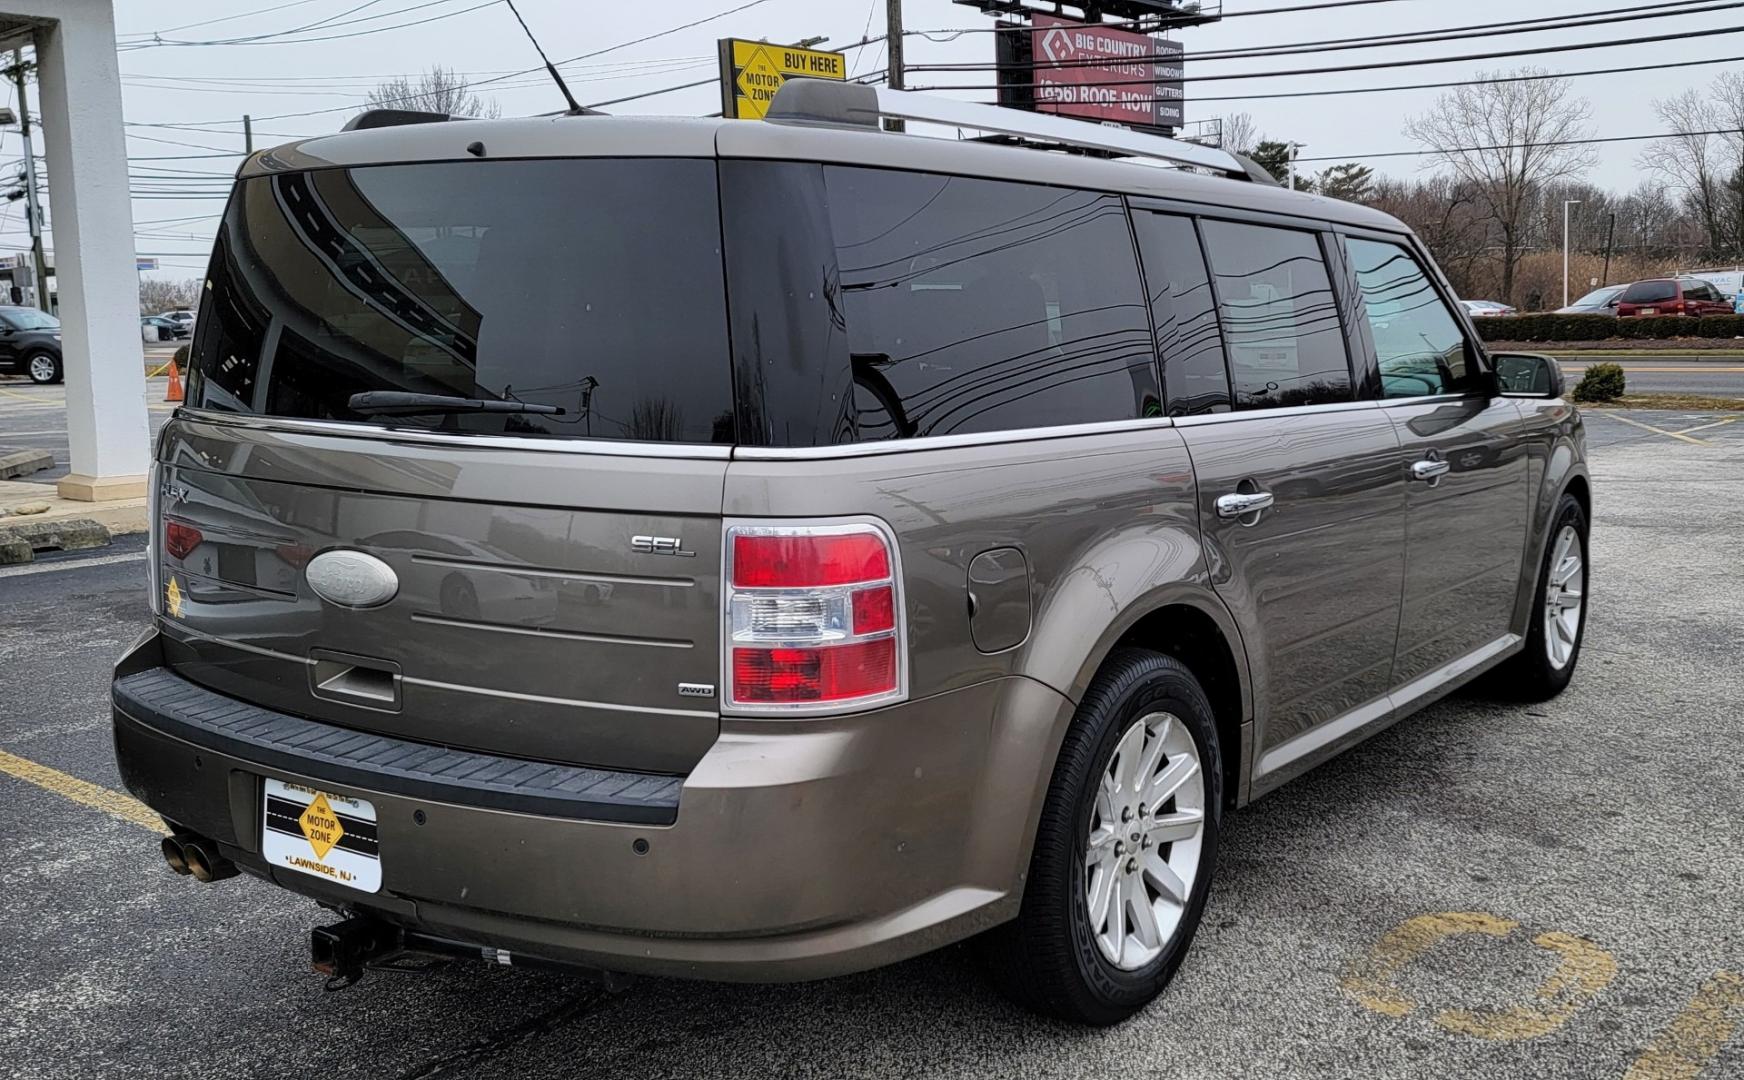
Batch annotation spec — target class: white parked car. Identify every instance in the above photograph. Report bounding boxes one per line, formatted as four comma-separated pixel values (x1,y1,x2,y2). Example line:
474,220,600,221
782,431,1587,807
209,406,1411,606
1460,300,1518,317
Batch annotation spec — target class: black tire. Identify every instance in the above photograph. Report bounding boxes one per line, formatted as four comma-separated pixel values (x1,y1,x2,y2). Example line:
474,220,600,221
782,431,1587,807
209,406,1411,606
1483,492,1589,701
978,649,1223,1026
24,351,61,385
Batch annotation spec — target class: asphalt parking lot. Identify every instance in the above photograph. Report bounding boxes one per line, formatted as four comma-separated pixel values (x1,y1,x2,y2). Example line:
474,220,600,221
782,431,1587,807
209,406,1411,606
2,409,1741,1079
0,366,177,483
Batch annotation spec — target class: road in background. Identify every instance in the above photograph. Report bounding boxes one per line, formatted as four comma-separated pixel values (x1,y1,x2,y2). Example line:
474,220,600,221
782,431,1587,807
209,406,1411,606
1556,357,1744,398
0,375,177,483
1,418,1741,1079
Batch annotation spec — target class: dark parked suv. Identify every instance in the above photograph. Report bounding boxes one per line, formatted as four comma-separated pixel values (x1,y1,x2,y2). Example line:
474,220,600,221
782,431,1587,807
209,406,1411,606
112,83,1590,1025
0,305,62,383
1614,276,1732,317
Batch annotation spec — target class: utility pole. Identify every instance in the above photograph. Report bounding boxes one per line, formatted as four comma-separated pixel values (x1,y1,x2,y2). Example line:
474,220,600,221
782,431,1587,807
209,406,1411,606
1562,199,1581,308
10,51,49,313
1286,142,1305,191
1601,212,1616,286
244,114,254,154
884,0,904,131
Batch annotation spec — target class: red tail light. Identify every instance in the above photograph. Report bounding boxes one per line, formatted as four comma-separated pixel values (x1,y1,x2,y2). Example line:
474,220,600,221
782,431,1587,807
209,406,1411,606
724,522,904,713
164,519,203,560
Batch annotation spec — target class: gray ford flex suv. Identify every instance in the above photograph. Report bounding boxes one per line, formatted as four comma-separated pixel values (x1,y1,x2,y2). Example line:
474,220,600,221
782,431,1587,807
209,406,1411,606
112,83,1589,1026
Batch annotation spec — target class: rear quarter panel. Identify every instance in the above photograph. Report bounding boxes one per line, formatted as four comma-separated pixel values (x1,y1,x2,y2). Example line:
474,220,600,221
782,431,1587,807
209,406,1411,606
1507,397,1589,633
725,425,1241,881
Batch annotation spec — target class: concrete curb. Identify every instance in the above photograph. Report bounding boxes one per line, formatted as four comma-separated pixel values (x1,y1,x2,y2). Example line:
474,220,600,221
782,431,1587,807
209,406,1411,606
0,517,111,565
0,448,54,479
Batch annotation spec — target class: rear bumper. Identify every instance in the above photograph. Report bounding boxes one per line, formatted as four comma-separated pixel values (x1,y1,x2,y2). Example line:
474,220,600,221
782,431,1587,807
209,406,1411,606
112,632,1076,982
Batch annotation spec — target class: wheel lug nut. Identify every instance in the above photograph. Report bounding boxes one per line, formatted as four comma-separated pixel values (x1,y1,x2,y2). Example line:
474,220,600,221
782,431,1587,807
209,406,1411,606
1121,807,1133,823
1125,858,1137,874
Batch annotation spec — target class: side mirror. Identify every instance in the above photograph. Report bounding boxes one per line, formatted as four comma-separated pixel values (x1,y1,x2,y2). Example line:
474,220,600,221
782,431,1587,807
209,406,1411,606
1491,352,1564,399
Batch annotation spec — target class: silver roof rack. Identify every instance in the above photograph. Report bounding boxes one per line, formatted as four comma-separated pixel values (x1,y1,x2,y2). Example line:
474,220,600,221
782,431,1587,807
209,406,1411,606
765,81,1271,183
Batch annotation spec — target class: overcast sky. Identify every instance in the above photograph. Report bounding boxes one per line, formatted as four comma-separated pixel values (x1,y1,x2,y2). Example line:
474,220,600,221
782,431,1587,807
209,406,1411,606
9,0,1739,280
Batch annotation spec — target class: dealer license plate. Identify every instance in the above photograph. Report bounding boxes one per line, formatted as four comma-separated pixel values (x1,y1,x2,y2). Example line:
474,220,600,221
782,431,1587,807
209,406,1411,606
262,778,382,893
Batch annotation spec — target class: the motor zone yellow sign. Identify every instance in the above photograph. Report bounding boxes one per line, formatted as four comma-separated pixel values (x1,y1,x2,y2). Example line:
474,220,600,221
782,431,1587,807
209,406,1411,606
719,39,846,120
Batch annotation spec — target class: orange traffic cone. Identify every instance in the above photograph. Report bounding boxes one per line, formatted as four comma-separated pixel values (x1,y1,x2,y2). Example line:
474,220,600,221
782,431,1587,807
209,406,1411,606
165,358,184,403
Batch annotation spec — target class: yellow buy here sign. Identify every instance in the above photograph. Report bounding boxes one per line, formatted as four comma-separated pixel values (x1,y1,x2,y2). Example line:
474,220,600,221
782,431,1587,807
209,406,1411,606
720,39,846,120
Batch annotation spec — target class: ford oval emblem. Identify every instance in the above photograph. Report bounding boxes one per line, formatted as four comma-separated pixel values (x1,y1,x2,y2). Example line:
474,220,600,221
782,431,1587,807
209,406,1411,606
305,549,399,608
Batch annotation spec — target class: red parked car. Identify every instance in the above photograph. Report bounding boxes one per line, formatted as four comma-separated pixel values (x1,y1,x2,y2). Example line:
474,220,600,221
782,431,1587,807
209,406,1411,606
1614,277,1733,317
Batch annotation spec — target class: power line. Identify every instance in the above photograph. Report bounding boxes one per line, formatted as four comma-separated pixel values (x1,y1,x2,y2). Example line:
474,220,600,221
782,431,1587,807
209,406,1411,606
470,0,776,90
1297,127,1740,163
909,21,1744,89
123,0,776,127
907,0,1744,71
122,0,397,48
119,0,329,39
948,51,1744,107
123,0,504,51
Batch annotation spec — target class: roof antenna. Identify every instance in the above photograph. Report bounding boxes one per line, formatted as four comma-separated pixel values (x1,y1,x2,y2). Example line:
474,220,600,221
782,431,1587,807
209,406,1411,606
504,0,585,115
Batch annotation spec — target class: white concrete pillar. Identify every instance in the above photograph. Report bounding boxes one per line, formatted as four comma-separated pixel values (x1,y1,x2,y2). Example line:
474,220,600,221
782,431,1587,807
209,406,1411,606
33,5,149,501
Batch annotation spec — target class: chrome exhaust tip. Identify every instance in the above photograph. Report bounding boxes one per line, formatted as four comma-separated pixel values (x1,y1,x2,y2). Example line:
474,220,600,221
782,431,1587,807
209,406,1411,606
180,836,239,883
160,835,191,876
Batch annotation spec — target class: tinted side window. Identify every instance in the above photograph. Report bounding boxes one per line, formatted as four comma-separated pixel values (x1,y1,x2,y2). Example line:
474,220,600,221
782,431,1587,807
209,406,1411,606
1688,280,1721,301
719,161,854,447
826,166,1158,439
1199,220,1351,410
1621,280,1677,303
1345,237,1474,398
1132,211,1229,416
189,232,268,412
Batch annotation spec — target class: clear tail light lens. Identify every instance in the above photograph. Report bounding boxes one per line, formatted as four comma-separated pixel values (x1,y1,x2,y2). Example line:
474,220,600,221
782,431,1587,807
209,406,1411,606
724,522,905,713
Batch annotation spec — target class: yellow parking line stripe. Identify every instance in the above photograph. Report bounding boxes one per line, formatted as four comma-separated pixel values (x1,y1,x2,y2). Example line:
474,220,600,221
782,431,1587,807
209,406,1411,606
1624,971,1744,1080
1670,417,1741,436
0,748,166,834
1592,412,1711,445
0,385,50,402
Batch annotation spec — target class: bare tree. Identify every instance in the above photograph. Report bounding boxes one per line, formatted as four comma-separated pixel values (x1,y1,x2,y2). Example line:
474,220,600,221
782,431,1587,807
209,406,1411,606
1218,111,1259,154
138,277,202,315
1406,69,1595,304
1640,72,1744,260
367,65,501,118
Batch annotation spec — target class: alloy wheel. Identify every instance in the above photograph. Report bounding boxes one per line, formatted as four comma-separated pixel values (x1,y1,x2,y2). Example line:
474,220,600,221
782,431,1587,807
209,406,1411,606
1544,524,1585,669
27,354,56,382
1083,711,1206,971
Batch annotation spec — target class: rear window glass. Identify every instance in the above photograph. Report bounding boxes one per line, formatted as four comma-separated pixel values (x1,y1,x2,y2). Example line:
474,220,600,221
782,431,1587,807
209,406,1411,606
188,159,734,443
825,166,1159,440
1621,280,1677,304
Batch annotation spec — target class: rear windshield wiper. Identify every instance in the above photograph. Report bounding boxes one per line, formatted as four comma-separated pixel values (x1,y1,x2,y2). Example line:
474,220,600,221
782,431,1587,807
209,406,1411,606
347,392,565,417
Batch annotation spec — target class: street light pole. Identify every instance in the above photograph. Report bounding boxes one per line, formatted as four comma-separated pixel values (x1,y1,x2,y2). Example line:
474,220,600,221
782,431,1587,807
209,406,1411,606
1287,142,1305,190
1562,199,1582,308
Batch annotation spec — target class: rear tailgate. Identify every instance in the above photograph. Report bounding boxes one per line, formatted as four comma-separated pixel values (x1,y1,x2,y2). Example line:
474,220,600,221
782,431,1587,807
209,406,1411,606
159,153,739,775
156,419,724,775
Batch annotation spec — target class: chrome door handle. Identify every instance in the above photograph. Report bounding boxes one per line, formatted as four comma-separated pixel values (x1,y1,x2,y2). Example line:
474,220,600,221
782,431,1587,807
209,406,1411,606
1410,460,1451,482
1216,492,1275,519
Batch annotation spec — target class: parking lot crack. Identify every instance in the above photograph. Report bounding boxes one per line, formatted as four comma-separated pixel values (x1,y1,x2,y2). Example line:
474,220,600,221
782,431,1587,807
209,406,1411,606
393,985,611,1080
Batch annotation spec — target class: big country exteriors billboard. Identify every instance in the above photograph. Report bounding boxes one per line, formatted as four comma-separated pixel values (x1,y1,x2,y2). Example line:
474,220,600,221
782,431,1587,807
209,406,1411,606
1029,14,1183,130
